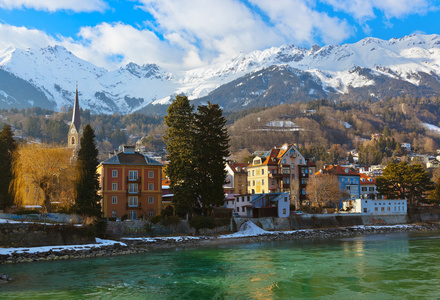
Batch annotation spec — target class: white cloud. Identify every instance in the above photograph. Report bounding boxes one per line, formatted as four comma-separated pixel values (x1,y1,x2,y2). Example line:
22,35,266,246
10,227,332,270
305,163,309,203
138,0,283,67
322,0,438,22
0,24,56,50
0,0,107,12
250,0,352,45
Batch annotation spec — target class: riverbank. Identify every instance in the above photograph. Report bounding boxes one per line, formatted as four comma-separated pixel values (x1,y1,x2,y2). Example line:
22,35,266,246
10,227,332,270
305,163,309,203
1,221,440,266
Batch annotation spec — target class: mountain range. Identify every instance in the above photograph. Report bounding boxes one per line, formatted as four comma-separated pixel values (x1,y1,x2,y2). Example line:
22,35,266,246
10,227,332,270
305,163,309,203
1,34,440,115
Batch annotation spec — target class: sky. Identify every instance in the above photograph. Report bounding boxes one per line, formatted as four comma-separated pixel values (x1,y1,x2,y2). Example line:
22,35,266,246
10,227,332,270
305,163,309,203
0,0,439,71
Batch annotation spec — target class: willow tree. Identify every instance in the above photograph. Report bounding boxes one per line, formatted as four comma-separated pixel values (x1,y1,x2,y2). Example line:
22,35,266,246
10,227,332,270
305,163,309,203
12,144,74,212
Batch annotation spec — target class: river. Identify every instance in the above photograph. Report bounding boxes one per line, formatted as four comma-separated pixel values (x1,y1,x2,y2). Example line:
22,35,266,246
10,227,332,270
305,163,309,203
1,230,440,299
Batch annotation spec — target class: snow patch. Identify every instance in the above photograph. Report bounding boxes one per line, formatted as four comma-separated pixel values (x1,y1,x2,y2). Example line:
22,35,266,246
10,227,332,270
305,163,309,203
219,221,268,239
423,123,440,134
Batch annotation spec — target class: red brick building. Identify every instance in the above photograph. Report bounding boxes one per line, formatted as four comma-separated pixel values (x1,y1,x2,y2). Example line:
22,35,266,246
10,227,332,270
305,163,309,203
97,146,163,220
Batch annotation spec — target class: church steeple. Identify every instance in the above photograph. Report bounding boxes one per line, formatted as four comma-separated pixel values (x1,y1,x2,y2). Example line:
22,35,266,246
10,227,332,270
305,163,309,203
71,83,81,131
68,84,81,149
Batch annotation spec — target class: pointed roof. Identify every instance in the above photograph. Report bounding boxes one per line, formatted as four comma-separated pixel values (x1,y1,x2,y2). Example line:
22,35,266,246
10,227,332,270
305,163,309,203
71,86,81,130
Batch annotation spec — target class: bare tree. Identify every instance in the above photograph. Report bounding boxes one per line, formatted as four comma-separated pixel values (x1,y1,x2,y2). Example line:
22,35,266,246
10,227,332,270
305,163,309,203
306,173,342,213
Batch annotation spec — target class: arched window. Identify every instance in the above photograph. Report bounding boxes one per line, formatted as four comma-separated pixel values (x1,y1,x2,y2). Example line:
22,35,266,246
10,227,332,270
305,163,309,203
71,137,75,145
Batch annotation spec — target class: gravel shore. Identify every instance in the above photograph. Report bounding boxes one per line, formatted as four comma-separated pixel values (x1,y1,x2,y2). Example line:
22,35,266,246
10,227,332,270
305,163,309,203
1,222,439,266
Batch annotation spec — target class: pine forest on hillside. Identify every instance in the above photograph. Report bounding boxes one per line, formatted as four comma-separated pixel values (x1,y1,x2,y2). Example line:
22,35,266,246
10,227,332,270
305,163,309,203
1,95,440,165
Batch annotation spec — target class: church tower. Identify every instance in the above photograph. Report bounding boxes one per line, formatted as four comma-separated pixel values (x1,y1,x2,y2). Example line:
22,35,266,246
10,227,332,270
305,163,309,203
68,86,81,149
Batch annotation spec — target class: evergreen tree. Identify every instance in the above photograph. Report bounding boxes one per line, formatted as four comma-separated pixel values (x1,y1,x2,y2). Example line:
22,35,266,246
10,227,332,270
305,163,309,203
193,102,230,214
74,124,101,217
376,162,434,205
164,95,197,216
0,124,17,210
428,177,440,204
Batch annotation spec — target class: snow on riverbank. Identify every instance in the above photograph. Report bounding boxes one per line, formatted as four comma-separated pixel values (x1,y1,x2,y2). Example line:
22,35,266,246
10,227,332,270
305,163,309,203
122,236,203,242
0,238,126,256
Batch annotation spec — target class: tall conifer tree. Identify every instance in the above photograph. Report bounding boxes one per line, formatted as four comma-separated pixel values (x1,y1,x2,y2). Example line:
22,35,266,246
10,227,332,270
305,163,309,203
164,95,197,216
0,124,17,210
193,102,230,213
74,124,101,217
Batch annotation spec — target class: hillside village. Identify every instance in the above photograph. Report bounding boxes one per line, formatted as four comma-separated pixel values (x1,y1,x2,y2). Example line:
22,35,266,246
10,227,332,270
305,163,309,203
2,89,440,224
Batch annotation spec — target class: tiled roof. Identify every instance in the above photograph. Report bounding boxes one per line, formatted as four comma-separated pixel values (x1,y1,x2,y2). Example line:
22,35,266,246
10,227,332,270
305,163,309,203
100,152,162,166
317,165,360,176
359,173,376,184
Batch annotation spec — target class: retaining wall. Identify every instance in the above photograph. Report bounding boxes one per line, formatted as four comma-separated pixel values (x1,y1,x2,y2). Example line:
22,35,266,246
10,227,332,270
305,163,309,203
0,223,95,247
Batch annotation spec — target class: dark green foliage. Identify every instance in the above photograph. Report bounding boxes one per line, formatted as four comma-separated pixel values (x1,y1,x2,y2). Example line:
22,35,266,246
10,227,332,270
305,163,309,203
189,216,216,231
193,102,230,213
74,124,102,217
428,177,440,204
0,124,17,210
164,97,230,217
164,95,198,217
376,162,434,205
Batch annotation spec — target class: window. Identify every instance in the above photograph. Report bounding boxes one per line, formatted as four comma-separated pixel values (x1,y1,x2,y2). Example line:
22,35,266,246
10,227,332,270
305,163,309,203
283,208,286,214
299,159,303,164
148,183,154,191
253,180,255,186
262,169,264,175
262,179,265,186
247,196,250,202
387,207,391,211
112,183,117,191
362,187,367,192
148,171,154,178
149,210,154,217
252,170,255,176
149,196,154,204
375,207,378,211
248,181,250,186
291,163,295,169
363,208,367,213
129,210,137,220
112,196,117,204
284,197,288,202
129,183,138,193
128,196,138,207
112,210,117,218
271,179,275,185
112,170,118,178
381,207,385,212
369,187,374,191
242,207,245,212
129,170,138,181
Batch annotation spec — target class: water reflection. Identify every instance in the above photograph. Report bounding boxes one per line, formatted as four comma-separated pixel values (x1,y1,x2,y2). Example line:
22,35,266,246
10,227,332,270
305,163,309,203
1,231,440,299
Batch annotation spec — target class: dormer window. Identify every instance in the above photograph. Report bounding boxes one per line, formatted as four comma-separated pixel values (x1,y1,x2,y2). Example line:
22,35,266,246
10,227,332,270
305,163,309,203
345,168,349,173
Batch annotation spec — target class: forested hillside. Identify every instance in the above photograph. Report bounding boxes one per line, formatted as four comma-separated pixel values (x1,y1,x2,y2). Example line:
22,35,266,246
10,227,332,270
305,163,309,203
2,95,440,165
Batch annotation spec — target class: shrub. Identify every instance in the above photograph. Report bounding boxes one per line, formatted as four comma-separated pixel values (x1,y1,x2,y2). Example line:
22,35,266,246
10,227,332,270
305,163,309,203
15,209,40,215
161,215,180,226
151,215,162,224
189,216,216,231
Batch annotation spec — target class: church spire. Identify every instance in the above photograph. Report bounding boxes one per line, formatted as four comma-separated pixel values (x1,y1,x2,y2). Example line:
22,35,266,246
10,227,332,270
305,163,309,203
71,83,81,131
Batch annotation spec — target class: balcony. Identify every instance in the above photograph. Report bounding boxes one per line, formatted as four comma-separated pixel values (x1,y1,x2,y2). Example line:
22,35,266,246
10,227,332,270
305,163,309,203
269,173,282,179
127,175,142,183
126,189,142,196
126,202,142,209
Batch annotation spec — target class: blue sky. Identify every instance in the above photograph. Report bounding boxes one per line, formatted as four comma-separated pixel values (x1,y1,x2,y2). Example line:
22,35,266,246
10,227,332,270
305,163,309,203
0,0,439,71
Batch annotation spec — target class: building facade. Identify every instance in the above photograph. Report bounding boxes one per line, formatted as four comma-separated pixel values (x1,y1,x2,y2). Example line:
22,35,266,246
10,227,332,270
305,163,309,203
318,165,361,199
224,162,248,195
341,199,407,214
98,146,163,220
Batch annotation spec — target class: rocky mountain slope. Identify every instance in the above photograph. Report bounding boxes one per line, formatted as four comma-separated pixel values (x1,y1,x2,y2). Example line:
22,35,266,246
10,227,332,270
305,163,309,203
1,34,440,114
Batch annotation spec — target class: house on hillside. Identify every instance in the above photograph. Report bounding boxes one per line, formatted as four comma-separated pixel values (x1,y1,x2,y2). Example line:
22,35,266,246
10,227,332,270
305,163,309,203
224,192,290,218
246,143,315,208
224,162,248,195
341,199,407,214
318,165,360,199
97,145,163,220
359,173,381,199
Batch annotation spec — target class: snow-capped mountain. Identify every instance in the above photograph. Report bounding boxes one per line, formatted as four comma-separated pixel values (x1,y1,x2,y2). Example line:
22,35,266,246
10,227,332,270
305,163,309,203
2,34,440,114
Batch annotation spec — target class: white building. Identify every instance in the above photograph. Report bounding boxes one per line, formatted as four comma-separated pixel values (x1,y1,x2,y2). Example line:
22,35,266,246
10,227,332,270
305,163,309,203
225,192,290,218
342,199,407,214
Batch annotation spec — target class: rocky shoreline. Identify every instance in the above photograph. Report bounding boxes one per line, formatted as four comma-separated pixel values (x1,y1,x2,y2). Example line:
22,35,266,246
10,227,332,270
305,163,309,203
1,222,440,268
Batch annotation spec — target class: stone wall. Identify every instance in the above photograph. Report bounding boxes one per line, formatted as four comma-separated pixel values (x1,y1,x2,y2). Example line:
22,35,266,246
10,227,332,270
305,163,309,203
0,213,81,224
0,223,95,247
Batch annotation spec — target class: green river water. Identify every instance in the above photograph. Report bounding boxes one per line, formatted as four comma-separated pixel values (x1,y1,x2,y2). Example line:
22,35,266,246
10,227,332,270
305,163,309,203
1,230,440,299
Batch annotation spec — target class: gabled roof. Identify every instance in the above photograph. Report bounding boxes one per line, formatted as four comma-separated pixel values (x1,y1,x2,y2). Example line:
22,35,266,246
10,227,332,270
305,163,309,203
317,165,360,177
359,173,376,185
100,151,162,166
228,162,248,173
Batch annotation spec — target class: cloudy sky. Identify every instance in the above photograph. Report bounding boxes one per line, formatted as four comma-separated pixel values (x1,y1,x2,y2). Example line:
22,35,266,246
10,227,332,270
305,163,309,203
0,0,439,71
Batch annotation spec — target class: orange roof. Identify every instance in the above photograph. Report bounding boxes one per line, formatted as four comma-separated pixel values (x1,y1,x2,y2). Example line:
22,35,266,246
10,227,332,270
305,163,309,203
359,173,376,185
317,165,360,176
